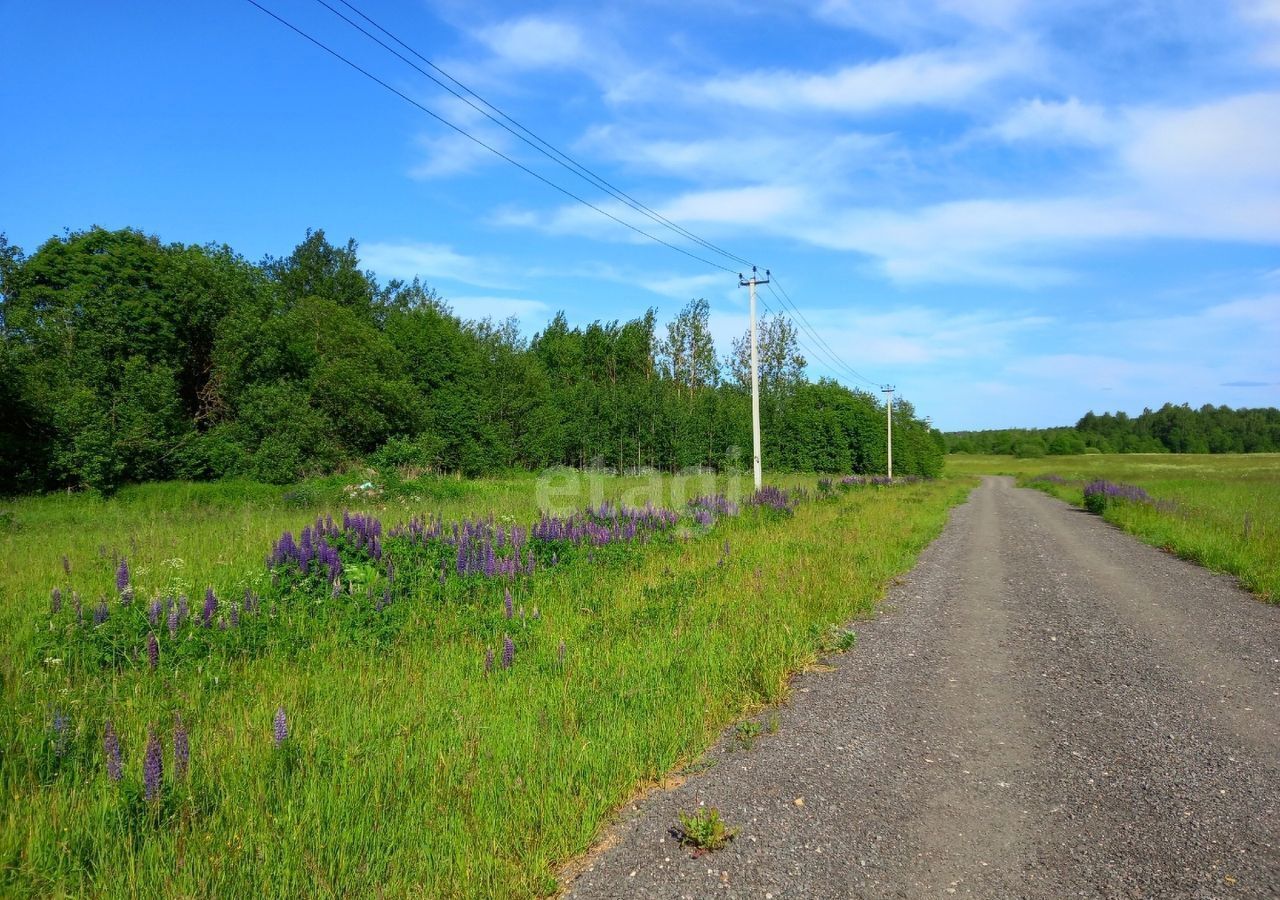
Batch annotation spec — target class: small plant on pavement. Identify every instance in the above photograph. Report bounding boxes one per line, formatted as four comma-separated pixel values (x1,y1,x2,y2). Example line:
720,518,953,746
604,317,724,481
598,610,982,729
675,806,739,853
734,720,764,749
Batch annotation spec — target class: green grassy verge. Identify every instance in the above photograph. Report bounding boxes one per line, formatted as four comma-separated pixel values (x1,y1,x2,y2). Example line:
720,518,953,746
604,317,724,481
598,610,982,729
0,473,972,896
947,453,1280,602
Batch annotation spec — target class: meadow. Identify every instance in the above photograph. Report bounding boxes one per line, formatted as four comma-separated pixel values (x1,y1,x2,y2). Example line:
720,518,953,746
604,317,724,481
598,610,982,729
947,453,1280,602
0,470,971,897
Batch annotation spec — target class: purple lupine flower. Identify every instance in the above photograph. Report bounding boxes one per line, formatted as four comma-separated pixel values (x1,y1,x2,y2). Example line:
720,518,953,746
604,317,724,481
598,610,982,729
168,603,180,639
146,633,159,670
148,598,162,627
93,600,109,626
104,720,123,782
501,634,515,669
116,558,130,595
51,588,62,615
143,729,163,801
62,554,71,576
201,588,217,627
504,588,513,619
173,713,189,779
52,710,70,757
484,647,494,675
273,707,288,746
230,601,240,629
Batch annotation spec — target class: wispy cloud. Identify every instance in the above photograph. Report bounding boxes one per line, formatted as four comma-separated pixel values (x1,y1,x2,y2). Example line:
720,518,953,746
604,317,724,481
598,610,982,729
476,16,589,70
703,46,1029,114
360,242,514,290
987,97,1119,146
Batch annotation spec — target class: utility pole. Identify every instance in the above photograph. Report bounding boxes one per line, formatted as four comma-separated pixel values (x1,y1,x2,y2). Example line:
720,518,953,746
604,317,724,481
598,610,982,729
882,385,895,480
739,266,770,492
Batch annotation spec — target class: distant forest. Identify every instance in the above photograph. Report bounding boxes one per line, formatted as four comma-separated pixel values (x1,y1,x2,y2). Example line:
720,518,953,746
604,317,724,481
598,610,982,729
0,227,943,495
947,404,1280,457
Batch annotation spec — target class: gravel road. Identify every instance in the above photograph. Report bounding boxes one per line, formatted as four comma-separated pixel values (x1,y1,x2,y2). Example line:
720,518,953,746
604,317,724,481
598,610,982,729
562,476,1280,899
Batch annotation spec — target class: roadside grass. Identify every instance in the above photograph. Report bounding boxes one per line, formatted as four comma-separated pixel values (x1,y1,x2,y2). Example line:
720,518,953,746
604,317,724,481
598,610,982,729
0,472,972,897
947,453,1280,602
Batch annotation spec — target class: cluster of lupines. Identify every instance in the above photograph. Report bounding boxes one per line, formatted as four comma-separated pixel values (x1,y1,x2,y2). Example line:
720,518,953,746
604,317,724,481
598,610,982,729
93,715,193,798
45,491,759,681
746,486,797,514
532,502,680,548
43,576,265,674
688,494,740,527
449,518,538,578
1083,479,1154,513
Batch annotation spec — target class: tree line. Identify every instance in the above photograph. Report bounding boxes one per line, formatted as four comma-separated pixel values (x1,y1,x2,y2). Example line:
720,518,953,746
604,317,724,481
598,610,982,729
0,227,943,494
947,404,1280,457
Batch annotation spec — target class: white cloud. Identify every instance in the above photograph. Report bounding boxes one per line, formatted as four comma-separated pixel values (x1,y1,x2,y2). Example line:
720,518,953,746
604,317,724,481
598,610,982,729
492,184,807,245
360,242,514,290
990,97,1118,145
1124,92,1280,191
703,47,1028,113
476,17,589,69
644,273,727,300
407,96,509,179
659,185,809,224
582,127,890,184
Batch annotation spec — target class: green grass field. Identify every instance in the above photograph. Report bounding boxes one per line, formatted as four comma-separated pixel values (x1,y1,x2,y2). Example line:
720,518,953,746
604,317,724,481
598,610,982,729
947,453,1280,602
0,472,972,897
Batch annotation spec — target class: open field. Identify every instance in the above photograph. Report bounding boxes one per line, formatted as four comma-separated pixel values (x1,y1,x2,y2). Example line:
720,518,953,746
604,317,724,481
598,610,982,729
947,453,1280,602
0,472,972,896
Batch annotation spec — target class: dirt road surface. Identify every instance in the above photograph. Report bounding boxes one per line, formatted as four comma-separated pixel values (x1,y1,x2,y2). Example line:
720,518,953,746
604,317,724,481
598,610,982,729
562,476,1280,899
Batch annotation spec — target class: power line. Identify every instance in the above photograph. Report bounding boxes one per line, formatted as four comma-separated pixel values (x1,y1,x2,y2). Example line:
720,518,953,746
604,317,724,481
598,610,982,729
753,293,868,390
755,286,882,391
318,0,757,270
242,0,739,275
766,279,881,389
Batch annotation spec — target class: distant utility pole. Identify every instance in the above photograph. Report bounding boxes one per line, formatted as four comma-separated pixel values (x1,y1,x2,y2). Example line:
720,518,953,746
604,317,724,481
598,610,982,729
739,266,770,492
882,385,895,480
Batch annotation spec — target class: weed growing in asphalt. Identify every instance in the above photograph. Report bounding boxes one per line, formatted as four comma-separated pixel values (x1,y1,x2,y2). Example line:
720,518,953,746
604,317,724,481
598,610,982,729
675,806,739,852
734,720,764,749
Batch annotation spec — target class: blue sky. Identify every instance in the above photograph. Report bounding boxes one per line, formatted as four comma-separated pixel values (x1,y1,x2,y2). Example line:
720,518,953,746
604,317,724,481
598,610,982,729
3,0,1279,430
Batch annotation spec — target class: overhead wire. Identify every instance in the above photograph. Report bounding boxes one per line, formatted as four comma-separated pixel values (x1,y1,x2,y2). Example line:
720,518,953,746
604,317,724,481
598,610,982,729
767,278,881,389
242,0,739,274
319,0,757,270
753,293,871,390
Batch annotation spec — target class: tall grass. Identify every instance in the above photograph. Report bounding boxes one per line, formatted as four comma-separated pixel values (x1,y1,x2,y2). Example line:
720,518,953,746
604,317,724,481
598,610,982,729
0,472,971,896
948,453,1280,602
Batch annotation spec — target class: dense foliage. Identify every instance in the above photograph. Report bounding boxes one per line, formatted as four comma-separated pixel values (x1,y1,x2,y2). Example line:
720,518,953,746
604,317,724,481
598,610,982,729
0,227,942,493
946,404,1280,457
